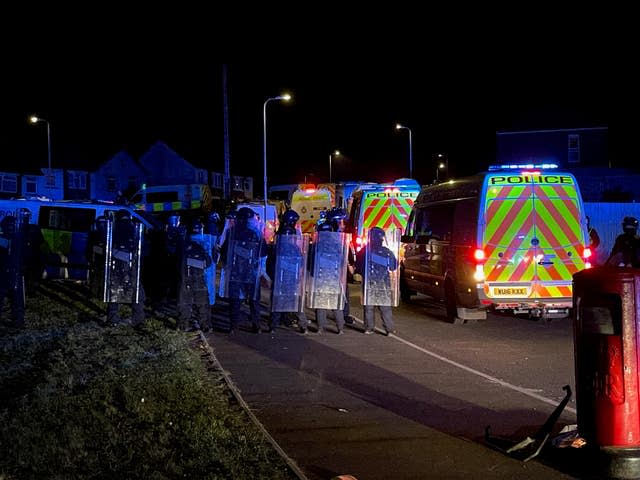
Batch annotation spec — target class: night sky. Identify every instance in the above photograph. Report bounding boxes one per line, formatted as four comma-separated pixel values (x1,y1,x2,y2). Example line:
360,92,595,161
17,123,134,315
2,21,637,189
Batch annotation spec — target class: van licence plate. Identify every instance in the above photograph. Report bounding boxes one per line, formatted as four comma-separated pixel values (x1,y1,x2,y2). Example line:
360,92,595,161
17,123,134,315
493,287,528,296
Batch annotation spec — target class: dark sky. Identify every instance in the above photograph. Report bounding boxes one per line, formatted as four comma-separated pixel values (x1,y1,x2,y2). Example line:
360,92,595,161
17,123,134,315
2,19,637,189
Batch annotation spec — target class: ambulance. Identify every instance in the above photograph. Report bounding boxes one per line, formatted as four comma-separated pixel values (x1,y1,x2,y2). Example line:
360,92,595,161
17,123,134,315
400,163,591,323
346,178,420,253
290,184,332,233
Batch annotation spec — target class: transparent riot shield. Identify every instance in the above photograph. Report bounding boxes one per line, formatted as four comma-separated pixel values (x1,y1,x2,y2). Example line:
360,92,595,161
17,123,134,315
363,228,400,307
220,225,262,301
89,217,112,302
183,233,216,305
107,219,143,304
271,234,309,312
306,231,349,310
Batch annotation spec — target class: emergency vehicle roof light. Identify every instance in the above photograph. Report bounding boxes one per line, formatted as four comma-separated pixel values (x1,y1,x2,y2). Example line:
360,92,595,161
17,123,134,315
488,163,558,171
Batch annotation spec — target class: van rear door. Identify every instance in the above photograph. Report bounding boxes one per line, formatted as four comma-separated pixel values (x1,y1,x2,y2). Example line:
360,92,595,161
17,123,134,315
481,172,586,304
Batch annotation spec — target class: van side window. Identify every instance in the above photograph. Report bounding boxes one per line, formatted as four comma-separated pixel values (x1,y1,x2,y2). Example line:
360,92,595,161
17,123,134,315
39,207,96,231
452,199,478,244
404,210,416,237
346,194,361,234
415,208,433,237
418,204,454,241
147,192,179,203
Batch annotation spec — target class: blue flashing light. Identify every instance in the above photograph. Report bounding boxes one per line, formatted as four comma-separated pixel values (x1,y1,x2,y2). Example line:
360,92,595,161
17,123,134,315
488,163,558,171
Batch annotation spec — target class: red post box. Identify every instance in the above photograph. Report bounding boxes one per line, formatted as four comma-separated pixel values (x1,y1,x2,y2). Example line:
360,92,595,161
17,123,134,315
574,267,640,478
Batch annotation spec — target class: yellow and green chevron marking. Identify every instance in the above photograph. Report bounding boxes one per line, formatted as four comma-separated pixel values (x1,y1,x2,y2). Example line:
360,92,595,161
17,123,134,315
481,173,586,300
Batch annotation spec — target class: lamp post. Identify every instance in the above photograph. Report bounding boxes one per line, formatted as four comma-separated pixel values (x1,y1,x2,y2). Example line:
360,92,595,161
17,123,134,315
395,123,413,178
29,115,52,179
329,150,340,183
435,153,447,183
263,93,292,212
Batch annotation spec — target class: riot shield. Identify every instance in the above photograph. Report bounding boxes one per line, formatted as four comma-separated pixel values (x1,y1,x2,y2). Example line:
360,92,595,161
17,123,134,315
182,233,216,305
0,214,26,302
363,228,400,307
107,218,144,304
220,225,262,301
271,234,309,312
89,217,112,302
306,231,349,310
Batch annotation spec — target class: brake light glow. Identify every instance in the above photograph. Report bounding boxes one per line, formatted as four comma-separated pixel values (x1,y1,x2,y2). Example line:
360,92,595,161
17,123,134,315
583,247,592,269
473,248,485,281
473,249,485,261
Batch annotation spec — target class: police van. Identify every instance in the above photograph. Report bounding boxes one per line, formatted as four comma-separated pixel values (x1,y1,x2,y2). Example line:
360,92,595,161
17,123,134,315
346,178,420,253
400,164,591,323
130,184,213,216
0,198,155,281
290,185,333,233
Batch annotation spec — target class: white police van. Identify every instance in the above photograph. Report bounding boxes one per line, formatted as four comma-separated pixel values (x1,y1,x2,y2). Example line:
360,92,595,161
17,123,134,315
0,198,155,281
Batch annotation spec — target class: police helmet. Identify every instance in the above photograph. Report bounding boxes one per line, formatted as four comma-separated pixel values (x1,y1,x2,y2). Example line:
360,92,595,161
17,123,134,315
317,221,335,232
236,207,256,222
326,207,347,221
209,211,221,223
282,209,300,228
117,210,132,221
369,226,386,245
1,215,17,234
168,215,181,228
192,221,204,234
623,216,639,232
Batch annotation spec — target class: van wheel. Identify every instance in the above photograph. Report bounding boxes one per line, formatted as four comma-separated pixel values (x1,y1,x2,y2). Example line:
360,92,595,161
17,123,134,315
445,282,463,324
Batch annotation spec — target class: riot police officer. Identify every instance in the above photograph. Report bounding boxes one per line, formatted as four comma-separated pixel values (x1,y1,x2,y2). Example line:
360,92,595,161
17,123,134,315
104,211,146,327
355,226,399,335
219,207,267,333
0,213,27,328
267,209,310,334
177,220,216,331
308,207,349,334
606,216,640,267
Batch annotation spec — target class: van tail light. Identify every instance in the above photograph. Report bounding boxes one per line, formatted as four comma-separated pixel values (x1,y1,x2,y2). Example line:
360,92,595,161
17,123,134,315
583,247,593,269
355,235,366,253
473,248,485,281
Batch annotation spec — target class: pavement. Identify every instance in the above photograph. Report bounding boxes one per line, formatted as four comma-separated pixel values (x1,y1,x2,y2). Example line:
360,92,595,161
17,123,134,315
202,286,603,480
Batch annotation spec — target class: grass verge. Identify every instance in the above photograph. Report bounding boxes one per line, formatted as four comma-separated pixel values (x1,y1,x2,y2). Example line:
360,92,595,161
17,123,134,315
0,282,299,479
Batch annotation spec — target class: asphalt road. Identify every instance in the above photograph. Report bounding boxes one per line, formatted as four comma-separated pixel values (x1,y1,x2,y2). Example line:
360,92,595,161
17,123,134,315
204,285,606,480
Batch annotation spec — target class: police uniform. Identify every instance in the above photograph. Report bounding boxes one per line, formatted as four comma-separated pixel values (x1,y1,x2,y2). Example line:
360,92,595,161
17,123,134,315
177,222,215,331
356,227,398,335
0,215,27,328
309,208,348,334
267,209,309,334
104,213,146,327
219,207,266,333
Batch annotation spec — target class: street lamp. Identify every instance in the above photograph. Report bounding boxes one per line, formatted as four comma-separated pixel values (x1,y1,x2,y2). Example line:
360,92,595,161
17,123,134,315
329,150,340,183
29,115,52,179
395,123,413,178
435,153,447,182
263,93,292,212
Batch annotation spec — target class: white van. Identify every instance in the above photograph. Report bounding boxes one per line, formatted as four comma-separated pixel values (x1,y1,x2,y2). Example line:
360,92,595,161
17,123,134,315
0,198,155,281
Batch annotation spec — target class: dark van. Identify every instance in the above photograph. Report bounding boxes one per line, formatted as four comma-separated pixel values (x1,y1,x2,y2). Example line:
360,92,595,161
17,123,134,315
400,164,591,323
